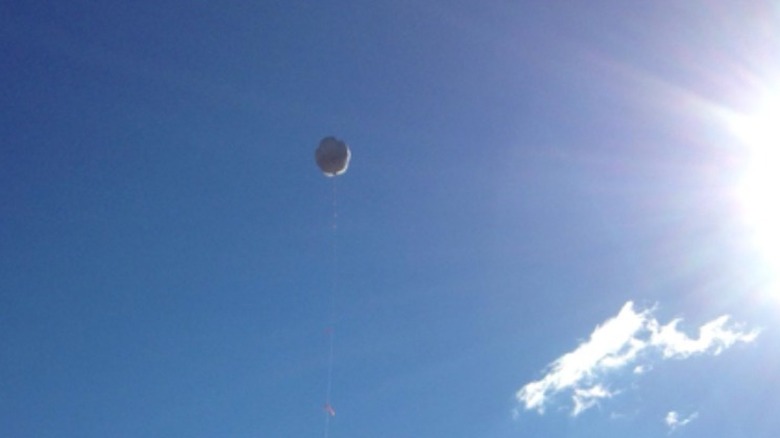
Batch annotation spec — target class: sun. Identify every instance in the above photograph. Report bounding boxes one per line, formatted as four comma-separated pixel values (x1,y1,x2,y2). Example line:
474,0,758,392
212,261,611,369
728,90,780,294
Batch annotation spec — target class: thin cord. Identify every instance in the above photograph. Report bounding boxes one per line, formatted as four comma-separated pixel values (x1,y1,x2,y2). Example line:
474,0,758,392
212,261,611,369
323,177,338,438
323,329,335,438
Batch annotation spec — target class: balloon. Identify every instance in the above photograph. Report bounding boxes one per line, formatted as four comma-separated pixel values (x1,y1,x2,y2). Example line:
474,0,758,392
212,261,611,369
315,136,351,177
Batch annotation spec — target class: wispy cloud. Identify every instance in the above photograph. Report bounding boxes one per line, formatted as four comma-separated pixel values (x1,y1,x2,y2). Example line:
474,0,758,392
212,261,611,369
665,410,698,433
572,384,614,416
515,301,760,416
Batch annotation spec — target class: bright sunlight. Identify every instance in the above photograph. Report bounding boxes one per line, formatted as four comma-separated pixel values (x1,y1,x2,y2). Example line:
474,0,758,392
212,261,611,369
728,89,780,293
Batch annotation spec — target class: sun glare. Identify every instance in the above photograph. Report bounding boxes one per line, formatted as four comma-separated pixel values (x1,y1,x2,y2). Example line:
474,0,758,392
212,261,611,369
729,90,780,294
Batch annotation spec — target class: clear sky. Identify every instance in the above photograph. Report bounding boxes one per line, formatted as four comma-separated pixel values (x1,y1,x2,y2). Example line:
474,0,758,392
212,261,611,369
2,1,779,437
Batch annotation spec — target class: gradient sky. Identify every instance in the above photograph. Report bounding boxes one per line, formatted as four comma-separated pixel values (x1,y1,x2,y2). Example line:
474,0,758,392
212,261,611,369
2,1,779,437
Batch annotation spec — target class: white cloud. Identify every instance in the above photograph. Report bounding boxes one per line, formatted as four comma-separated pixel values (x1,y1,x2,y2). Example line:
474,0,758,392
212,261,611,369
651,316,760,358
572,385,613,416
665,410,698,432
515,301,760,416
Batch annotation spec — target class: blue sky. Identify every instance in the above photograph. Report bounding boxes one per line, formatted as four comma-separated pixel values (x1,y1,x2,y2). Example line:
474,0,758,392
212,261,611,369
2,1,778,437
